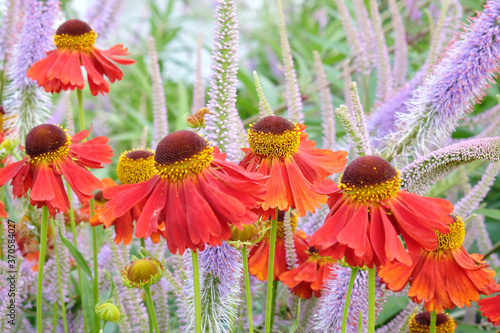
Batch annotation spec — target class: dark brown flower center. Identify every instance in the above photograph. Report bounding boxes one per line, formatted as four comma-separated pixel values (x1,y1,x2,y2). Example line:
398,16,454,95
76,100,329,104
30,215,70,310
126,149,154,161
0,105,4,115
414,312,449,326
155,130,208,166
25,124,68,159
341,156,397,187
56,19,93,36
252,116,295,135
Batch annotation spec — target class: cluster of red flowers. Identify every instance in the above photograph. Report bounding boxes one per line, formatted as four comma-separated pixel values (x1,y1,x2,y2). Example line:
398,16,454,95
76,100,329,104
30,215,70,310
1,17,499,330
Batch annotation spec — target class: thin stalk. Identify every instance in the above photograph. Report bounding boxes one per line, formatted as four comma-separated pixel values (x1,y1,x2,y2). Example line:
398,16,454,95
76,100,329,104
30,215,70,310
101,320,108,332
66,182,88,333
140,237,146,250
264,210,278,333
10,150,23,161
36,206,49,333
368,267,376,333
144,286,160,333
91,200,98,305
50,218,68,333
77,89,85,132
342,267,359,333
191,250,202,333
270,280,278,329
429,310,437,333
52,303,57,333
241,245,254,333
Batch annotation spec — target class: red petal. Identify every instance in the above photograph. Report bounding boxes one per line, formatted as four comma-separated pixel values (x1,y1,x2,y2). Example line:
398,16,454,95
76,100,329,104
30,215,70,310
0,158,28,187
61,50,84,87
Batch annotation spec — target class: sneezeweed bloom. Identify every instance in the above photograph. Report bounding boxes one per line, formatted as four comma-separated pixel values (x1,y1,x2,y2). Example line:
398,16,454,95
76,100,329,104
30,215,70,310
280,246,335,299
95,300,122,323
26,19,135,96
240,115,347,219
91,149,158,245
408,312,456,333
309,155,454,268
121,257,164,289
248,210,309,281
0,124,112,216
379,215,497,313
478,292,500,326
101,130,267,254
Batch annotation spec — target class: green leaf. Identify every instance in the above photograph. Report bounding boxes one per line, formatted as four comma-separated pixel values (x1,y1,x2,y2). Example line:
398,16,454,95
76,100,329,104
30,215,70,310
58,226,92,277
81,274,96,332
474,208,500,220
289,298,301,333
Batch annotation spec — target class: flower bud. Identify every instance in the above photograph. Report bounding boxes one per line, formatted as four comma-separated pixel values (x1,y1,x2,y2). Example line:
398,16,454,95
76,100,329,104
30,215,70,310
95,301,121,323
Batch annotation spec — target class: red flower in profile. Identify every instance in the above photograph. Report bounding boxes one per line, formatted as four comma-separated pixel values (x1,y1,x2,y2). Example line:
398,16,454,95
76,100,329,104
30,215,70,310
240,116,347,219
479,292,500,326
379,216,497,313
91,149,158,245
310,155,454,268
101,130,267,255
248,211,309,281
280,247,335,299
0,124,113,216
27,19,135,96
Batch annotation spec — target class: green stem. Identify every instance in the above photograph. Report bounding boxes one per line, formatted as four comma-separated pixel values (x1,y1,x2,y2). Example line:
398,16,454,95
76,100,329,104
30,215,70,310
10,150,23,161
50,218,68,333
191,250,202,333
144,286,160,333
91,200,98,305
37,206,49,333
241,245,254,333
270,280,278,329
264,210,278,333
429,310,437,333
77,89,85,132
101,320,108,332
342,267,359,333
140,237,146,251
52,303,58,333
368,267,376,333
66,182,88,333
0,185,4,260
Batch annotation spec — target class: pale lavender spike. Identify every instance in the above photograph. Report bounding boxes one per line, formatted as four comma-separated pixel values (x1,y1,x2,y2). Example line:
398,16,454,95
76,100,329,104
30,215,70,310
462,105,500,128
388,0,408,88
463,215,477,252
336,105,371,157
191,32,205,114
402,0,423,21
369,0,393,100
454,162,500,217
283,210,298,269
352,0,376,74
152,279,170,332
334,0,369,73
375,301,420,333
277,0,304,124
400,137,500,195
204,0,241,161
348,82,372,156
394,0,500,154
63,92,75,136
148,36,169,147
301,207,329,236
254,71,274,118
313,51,336,151
86,0,124,39
473,214,500,270
0,0,21,69
342,60,353,111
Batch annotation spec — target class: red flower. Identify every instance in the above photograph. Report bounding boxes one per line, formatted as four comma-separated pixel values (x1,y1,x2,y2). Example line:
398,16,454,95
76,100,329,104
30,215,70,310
100,130,267,254
240,116,347,219
0,200,6,218
91,149,157,245
379,216,497,313
280,247,335,299
248,211,309,281
27,19,134,96
310,155,454,268
0,124,113,216
479,292,500,326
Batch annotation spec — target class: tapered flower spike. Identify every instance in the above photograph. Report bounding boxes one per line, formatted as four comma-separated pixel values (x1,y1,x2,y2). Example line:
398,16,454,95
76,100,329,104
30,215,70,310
352,0,376,74
191,32,205,114
402,0,423,21
336,105,371,157
3,0,57,139
342,60,354,111
253,71,274,118
394,1,500,154
388,0,408,88
313,51,336,151
204,0,241,162
400,137,500,195
283,210,298,269
86,0,124,39
0,0,21,68
277,0,303,124
369,0,393,100
375,301,420,333
149,36,169,147
454,162,500,218
348,82,372,156
463,105,500,128
469,215,500,270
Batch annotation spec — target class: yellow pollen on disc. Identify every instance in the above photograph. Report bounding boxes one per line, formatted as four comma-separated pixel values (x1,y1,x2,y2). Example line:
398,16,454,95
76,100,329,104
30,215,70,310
408,312,456,333
436,217,465,251
155,146,214,182
248,124,301,158
54,31,97,51
116,149,157,185
339,171,401,204
265,212,298,239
